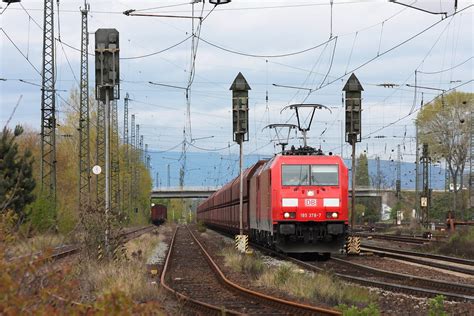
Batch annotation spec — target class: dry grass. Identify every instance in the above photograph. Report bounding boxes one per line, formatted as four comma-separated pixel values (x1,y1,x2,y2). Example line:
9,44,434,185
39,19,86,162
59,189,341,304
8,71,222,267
77,259,159,303
75,230,162,303
219,246,264,279
125,228,161,260
219,245,374,307
258,262,373,306
8,233,66,257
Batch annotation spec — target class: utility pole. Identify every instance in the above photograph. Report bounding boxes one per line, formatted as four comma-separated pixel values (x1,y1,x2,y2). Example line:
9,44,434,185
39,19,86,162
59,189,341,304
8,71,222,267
375,156,381,191
78,0,90,214
167,164,171,187
123,94,129,214
179,128,186,188
415,92,424,221
95,28,120,257
130,114,136,210
343,73,363,229
135,124,140,149
420,143,431,227
111,100,121,214
139,135,144,162
230,72,250,242
40,0,57,209
396,144,401,202
470,103,474,209
96,100,105,210
144,143,148,166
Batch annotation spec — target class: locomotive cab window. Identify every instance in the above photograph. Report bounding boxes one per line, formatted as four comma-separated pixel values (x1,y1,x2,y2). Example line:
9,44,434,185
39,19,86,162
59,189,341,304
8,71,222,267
282,164,338,186
282,165,309,186
311,165,338,186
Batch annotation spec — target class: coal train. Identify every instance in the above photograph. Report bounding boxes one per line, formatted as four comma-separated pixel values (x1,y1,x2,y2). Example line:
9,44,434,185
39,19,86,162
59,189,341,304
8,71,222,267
197,147,349,254
151,204,167,225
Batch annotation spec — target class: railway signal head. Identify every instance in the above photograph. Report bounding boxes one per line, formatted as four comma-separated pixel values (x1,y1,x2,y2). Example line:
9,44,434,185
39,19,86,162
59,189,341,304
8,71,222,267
230,72,251,144
209,0,231,4
95,28,120,101
343,73,364,145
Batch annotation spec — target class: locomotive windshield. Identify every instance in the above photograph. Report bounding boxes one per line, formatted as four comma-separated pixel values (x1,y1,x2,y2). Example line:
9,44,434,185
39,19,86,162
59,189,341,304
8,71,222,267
281,165,310,186
282,164,338,186
310,165,338,185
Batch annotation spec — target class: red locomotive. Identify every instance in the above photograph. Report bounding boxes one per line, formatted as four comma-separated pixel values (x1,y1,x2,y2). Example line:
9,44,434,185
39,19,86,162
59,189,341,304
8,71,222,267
151,204,167,225
197,149,349,254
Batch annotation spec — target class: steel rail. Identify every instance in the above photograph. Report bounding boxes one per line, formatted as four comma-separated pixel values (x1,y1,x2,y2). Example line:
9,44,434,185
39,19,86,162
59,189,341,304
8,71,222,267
290,256,474,302
160,226,341,315
246,240,474,302
9,225,156,264
330,257,474,296
160,226,242,316
202,226,474,302
187,226,341,315
361,245,474,276
358,233,430,244
361,244,474,266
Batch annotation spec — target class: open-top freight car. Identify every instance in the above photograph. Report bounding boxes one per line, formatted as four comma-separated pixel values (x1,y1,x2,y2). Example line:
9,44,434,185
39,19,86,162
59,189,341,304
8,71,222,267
197,148,349,254
151,204,167,225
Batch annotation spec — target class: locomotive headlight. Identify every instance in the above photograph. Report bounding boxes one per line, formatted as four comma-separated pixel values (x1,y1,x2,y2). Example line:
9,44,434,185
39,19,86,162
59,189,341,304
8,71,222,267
326,212,339,219
284,212,290,219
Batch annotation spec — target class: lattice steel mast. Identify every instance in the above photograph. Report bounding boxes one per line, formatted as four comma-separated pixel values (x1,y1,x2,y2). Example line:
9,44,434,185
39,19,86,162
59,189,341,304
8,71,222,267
123,94,130,213
130,114,136,207
40,0,57,204
78,1,90,212
96,100,105,209
111,100,121,214
470,104,474,208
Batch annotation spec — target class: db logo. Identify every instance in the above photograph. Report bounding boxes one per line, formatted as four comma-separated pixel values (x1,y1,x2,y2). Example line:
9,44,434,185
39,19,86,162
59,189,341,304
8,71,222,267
305,199,317,207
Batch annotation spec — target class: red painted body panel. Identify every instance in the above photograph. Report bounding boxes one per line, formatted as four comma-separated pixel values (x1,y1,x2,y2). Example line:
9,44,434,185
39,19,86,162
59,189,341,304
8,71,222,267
269,155,348,225
151,204,167,224
197,154,348,253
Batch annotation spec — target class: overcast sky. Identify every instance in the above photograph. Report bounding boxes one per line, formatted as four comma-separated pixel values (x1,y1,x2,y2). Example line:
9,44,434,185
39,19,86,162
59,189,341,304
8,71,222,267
1,0,472,167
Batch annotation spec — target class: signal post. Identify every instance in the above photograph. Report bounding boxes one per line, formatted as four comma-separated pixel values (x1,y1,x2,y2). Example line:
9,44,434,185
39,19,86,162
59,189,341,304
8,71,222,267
95,28,120,257
342,74,363,230
230,73,250,253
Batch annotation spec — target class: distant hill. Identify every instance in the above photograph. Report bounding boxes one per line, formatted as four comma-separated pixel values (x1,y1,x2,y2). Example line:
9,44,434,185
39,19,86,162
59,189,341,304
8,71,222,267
149,151,448,190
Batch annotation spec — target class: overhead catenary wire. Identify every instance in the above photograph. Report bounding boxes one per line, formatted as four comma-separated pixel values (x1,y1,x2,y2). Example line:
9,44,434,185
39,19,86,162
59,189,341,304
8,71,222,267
418,56,473,74
305,4,473,95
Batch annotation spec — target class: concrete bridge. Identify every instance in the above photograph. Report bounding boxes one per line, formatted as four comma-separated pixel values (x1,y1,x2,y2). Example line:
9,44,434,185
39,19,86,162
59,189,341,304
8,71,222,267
150,186,398,199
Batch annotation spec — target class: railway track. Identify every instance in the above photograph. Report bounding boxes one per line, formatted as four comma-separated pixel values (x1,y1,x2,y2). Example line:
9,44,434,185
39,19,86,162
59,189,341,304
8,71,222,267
9,225,156,264
202,226,474,302
232,236,474,302
160,225,340,315
357,233,432,244
361,244,474,276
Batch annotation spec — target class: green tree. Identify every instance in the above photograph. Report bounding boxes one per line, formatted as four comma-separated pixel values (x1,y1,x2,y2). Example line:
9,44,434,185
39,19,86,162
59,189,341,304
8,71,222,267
0,126,36,221
355,153,370,187
416,91,472,219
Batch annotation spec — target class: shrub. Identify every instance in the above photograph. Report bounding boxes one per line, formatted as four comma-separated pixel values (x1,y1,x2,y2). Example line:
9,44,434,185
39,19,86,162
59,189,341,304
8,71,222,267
337,303,380,316
428,295,447,316
437,227,474,259
197,221,207,233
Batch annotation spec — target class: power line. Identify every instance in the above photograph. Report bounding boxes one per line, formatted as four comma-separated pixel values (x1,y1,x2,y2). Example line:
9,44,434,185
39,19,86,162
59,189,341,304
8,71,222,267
199,35,336,58
306,4,473,95
418,56,473,74
0,28,41,75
